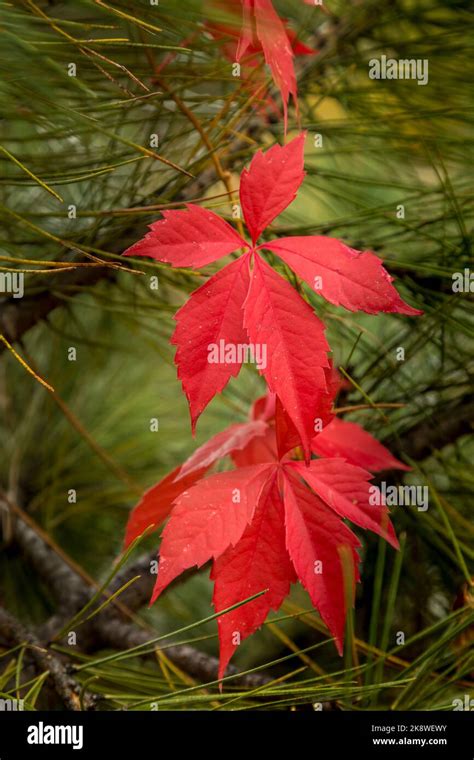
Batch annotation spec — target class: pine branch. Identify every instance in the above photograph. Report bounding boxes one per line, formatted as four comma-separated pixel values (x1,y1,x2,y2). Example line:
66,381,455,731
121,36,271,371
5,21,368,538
4,499,89,611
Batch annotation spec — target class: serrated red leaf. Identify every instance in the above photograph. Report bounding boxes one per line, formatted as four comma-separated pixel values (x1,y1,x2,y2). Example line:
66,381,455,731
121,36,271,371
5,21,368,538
172,254,251,431
274,395,302,460
125,419,273,550
178,420,268,478
212,474,296,679
316,362,341,429
237,0,298,132
263,236,423,315
151,463,275,603
289,459,399,548
123,204,247,268
249,391,276,422
124,465,207,549
129,389,403,671
283,470,360,653
204,0,317,124
239,133,306,243
250,0,297,129
243,253,329,459
123,134,421,441
287,27,317,57
231,424,278,466
312,417,411,472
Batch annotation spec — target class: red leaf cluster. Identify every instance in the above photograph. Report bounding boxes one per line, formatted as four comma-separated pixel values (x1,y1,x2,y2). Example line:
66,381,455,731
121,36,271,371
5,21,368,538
125,383,407,679
123,133,421,679
124,134,421,454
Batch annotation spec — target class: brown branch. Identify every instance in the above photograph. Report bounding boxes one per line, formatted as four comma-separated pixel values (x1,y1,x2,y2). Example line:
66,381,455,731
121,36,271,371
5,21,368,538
109,551,157,612
2,498,90,610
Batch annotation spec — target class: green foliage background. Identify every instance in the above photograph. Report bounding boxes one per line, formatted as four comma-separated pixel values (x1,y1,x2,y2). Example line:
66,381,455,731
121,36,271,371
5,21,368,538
0,0,472,710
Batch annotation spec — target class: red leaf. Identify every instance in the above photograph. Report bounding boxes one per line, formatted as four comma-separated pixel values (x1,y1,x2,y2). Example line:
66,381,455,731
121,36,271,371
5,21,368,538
212,474,296,679
172,254,251,432
235,0,255,61
126,396,402,669
231,425,278,466
263,236,423,315
239,133,306,243
243,253,329,459
126,419,270,548
250,392,276,421
251,0,297,129
316,362,341,430
262,366,338,441
286,28,317,57
312,418,411,472
289,459,399,548
123,204,247,268
124,465,206,549
151,464,275,603
283,470,360,653
178,420,268,478
237,0,298,132
275,395,302,459
206,3,313,125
